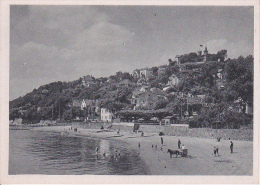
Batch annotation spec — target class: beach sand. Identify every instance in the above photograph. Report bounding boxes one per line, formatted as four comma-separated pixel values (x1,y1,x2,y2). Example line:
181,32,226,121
31,126,253,175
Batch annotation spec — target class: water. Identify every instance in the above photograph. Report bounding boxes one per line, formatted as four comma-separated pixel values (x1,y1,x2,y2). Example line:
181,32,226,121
9,130,149,175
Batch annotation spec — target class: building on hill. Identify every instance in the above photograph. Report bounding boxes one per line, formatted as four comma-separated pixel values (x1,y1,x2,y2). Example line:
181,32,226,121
175,55,181,65
101,108,113,122
176,46,210,66
82,75,96,87
167,74,180,86
232,97,253,115
132,89,167,110
140,68,153,79
137,78,147,86
72,99,95,110
118,79,135,87
202,46,208,62
132,69,141,78
150,87,166,96
133,68,153,80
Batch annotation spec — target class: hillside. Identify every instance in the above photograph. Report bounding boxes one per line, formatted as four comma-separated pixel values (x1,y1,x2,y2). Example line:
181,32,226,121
9,52,253,128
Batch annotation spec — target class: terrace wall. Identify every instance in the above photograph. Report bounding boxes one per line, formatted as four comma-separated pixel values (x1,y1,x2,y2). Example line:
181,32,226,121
72,122,253,141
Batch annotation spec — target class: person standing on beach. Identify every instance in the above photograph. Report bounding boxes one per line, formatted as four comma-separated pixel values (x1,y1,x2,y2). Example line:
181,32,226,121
161,137,163,145
230,141,233,153
213,146,217,156
95,147,99,155
138,142,140,148
178,139,181,149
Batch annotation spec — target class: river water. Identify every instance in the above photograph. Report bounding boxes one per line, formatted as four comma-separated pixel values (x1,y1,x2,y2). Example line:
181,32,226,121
9,129,149,175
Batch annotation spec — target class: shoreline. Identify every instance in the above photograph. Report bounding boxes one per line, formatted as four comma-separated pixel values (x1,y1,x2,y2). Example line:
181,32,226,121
28,126,253,175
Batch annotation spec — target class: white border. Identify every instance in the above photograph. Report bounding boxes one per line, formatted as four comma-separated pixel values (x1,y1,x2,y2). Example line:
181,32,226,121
1,0,259,184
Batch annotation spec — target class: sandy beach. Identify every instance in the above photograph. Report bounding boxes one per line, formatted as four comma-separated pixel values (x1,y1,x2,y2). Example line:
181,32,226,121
31,126,253,175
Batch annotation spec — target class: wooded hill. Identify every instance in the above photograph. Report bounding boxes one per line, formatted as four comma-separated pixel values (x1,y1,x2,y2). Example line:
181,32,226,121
9,53,253,128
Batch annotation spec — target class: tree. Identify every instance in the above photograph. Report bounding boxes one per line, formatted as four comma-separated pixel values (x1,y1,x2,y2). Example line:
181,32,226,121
217,50,227,62
225,55,253,105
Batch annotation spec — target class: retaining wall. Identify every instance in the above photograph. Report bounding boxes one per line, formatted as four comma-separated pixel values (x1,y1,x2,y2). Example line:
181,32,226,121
71,122,253,141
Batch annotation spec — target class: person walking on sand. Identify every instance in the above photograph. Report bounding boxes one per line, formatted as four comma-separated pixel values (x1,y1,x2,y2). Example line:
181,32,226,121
138,142,140,148
161,137,163,145
95,147,99,155
178,139,181,149
230,141,233,153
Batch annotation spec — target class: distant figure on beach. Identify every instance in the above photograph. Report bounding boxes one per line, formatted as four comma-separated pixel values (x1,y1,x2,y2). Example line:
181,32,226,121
138,142,140,148
161,137,163,145
95,147,99,155
181,144,185,150
217,137,221,142
230,141,233,153
103,152,106,157
178,139,181,149
216,145,219,155
101,125,104,129
117,129,120,134
152,143,154,148
160,145,163,151
155,144,157,149
213,146,217,156
141,131,144,137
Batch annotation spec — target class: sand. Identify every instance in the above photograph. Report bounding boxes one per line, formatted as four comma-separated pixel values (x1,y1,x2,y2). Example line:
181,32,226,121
31,126,253,175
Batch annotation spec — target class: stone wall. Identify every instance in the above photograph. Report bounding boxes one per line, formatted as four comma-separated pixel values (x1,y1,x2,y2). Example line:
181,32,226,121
72,122,253,141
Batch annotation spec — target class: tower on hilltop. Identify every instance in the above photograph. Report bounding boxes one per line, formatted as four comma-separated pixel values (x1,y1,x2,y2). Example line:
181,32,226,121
203,46,208,62
203,46,208,55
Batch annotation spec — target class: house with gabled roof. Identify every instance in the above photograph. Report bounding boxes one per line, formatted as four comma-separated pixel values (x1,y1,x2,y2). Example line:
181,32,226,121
101,108,113,122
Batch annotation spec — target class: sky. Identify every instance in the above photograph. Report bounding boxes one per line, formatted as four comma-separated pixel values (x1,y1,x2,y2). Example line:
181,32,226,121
10,5,254,100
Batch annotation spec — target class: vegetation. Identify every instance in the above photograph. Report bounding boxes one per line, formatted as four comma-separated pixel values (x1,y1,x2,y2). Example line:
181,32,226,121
9,51,253,128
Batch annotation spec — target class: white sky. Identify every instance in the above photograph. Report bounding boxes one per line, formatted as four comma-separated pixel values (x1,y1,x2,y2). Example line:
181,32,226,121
10,6,254,100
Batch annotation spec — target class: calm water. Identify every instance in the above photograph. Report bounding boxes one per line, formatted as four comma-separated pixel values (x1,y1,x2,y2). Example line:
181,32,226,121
9,129,149,175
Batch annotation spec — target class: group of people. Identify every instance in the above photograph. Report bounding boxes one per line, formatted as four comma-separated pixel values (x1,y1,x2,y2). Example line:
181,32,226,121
213,141,234,157
95,147,121,159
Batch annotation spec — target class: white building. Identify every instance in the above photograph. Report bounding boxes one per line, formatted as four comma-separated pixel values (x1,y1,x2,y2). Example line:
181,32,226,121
168,74,179,86
101,108,113,122
81,99,87,110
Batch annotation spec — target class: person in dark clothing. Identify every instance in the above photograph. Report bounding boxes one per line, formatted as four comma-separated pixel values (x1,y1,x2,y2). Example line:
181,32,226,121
216,145,219,156
161,137,163,145
178,139,181,149
213,146,217,156
230,141,233,153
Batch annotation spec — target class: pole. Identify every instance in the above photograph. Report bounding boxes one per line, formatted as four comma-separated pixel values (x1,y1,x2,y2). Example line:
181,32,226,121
52,104,54,120
180,102,182,119
59,100,61,121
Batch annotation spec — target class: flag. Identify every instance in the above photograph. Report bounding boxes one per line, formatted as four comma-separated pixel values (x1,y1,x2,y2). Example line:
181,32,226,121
200,45,203,47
